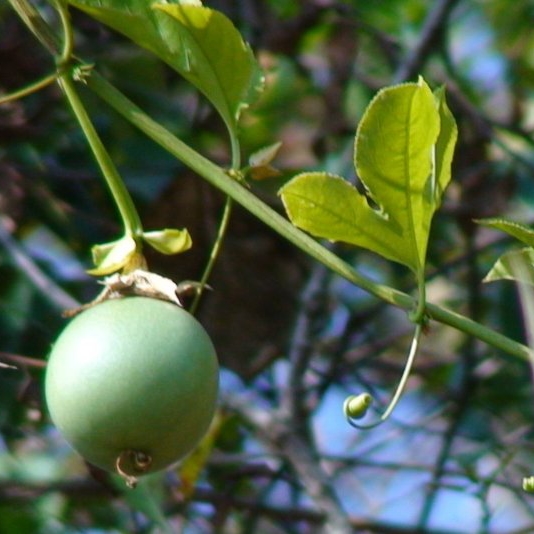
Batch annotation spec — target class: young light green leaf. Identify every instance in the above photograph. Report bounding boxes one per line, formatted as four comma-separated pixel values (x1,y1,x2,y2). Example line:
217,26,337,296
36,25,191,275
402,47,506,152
67,0,263,135
355,77,440,273
279,172,414,267
281,78,456,273
477,218,534,247
484,247,534,286
142,228,192,255
88,235,137,275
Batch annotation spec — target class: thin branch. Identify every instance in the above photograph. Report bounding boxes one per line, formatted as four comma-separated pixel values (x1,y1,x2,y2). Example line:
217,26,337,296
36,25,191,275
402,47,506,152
0,351,46,369
0,218,81,311
224,392,353,534
393,0,461,83
0,477,460,534
0,478,112,501
417,231,483,529
282,260,331,430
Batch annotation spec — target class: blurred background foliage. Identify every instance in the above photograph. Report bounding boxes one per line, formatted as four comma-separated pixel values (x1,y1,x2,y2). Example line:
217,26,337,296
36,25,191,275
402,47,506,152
2,0,534,532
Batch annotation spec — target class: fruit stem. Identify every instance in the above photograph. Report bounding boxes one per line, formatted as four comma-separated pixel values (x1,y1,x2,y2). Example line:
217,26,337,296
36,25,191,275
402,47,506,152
9,0,143,242
58,73,144,239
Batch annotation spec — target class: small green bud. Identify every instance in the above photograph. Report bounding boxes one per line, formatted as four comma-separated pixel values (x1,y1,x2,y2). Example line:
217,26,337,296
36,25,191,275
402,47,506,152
523,476,534,493
343,393,373,419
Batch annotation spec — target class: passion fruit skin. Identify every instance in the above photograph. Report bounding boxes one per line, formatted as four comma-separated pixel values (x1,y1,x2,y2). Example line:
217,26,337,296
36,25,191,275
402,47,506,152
45,296,219,475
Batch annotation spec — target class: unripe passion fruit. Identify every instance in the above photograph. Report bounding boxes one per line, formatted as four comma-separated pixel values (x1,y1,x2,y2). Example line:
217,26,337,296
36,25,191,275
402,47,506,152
45,296,218,481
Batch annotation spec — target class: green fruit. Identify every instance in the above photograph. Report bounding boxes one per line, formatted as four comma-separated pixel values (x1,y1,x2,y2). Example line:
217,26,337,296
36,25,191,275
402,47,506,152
45,296,218,481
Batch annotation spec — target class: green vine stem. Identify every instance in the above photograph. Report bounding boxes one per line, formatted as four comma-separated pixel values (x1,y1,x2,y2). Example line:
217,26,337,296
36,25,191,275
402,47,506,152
189,196,233,314
58,73,143,239
0,72,59,105
85,71,534,362
9,0,143,244
190,130,241,313
409,271,427,325
54,0,74,67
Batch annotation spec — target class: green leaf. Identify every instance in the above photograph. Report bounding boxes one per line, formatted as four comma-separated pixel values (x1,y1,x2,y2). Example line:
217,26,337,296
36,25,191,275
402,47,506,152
280,78,456,273
355,77,440,272
67,0,263,135
477,218,534,247
484,247,534,286
142,228,192,255
280,172,413,266
88,235,137,275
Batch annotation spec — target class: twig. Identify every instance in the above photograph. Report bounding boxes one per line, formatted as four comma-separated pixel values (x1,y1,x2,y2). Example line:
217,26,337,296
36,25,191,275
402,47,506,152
224,392,353,534
417,231,482,529
0,351,46,369
273,257,357,533
0,476,460,533
282,261,331,431
0,218,80,311
393,0,461,83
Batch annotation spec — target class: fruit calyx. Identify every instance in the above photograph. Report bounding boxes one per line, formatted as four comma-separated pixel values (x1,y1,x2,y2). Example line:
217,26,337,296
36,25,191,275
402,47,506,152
64,269,206,317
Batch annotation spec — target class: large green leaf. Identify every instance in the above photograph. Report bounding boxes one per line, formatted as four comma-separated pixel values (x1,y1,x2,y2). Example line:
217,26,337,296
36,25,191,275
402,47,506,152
280,78,456,273
67,0,263,135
